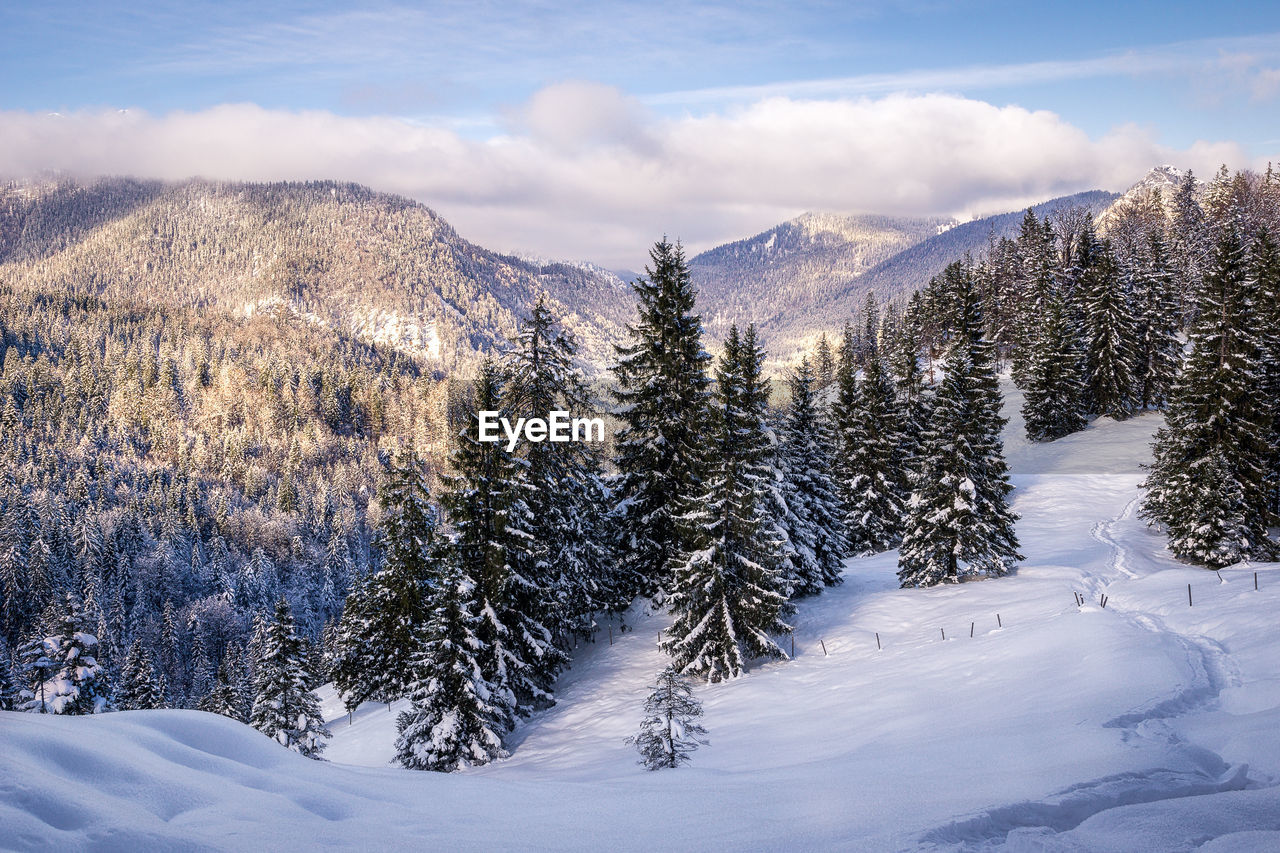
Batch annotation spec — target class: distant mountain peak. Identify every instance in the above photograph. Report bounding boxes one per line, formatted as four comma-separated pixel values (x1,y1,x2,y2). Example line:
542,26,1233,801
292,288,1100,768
1126,164,1186,195
1097,164,1194,234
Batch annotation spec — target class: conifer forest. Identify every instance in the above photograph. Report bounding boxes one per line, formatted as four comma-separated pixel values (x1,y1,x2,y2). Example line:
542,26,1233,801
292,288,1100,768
3,164,1279,783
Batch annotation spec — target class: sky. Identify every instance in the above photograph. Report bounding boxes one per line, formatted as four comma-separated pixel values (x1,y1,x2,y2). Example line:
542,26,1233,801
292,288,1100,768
2,1,1279,268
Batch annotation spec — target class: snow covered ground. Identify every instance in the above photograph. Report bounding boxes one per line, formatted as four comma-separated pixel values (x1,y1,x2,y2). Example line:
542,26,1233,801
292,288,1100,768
4,383,1280,851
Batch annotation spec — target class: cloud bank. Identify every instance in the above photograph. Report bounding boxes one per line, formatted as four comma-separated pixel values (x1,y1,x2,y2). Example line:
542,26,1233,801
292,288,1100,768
0,85,1256,268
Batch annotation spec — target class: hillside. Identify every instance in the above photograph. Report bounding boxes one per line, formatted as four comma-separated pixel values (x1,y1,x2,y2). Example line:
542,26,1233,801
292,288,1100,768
0,177,633,373
9,379,1277,851
689,212,952,335
683,191,1117,368
2,176,1133,374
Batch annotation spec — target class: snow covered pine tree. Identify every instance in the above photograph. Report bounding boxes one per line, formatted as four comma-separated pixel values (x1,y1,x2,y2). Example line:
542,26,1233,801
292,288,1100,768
627,665,708,770
610,238,712,601
330,450,438,711
395,559,508,772
18,592,108,714
250,597,331,759
777,356,848,593
1142,222,1275,567
663,325,790,681
116,637,168,710
898,262,1022,587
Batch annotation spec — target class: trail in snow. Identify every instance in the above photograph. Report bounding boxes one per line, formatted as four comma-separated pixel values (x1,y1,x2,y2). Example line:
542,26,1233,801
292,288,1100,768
915,394,1271,851
1087,494,1142,582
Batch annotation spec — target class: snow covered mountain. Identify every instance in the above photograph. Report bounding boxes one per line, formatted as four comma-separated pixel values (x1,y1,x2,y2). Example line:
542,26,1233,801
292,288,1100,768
2,176,1127,376
1095,164,1188,234
708,190,1118,370
6,379,1279,851
0,177,634,374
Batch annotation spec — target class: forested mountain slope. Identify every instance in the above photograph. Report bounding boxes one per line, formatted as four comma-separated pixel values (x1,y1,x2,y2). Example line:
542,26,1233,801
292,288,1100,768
689,212,952,335
0,177,633,372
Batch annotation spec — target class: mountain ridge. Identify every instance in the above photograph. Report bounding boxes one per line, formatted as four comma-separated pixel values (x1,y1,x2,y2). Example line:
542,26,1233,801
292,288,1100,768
2,175,1142,374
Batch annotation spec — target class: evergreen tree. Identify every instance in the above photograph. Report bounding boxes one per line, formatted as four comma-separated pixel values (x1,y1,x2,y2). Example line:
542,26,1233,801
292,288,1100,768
394,559,507,772
1168,169,1208,322
18,592,108,714
188,619,213,704
1253,229,1280,517
814,334,835,387
610,239,712,600
627,665,708,770
884,312,930,478
250,597,331,759
777,358,847,593
1082,242,1138,419
834,309,907,554
899,263,1021,586
1142,224,1275,566
439,360,533,722
201,645,248,721
500,298,611,649
0,639,19,711
116,637,168,710
1130,231,1183,411
1010,211,1058,385
664,326,789,681
330,450,438,710
1021,291,1088,441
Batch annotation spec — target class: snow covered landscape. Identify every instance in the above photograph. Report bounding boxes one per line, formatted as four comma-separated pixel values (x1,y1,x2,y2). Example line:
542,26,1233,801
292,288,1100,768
5,6,1280,852
5,382,1279,852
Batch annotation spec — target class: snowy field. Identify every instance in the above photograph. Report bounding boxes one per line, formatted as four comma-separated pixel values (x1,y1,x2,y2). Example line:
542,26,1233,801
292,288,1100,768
4,383,1280,852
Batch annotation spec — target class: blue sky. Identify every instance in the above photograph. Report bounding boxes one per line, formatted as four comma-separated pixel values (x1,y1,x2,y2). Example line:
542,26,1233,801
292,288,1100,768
2,1,1278,266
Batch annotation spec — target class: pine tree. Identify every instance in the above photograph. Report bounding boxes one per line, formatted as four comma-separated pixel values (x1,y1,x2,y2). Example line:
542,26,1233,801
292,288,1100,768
610,238,712,601
0,639,19,711
1168,169,1208,322
884,311,930,478
834,309,907,554
1253,229,1280,517
1010,211,1058,385
201,645,248,721
189,619,213,704
1130,231,1183,411
116,637,168,710
18,592,108,714
250,597,331,759
500,298,610,652
1142,224,1275,566
330,450,438,710
777,358,847,594
664,326,789,681
439,360,533,723
899,263,1021,586
627,666,708,770
1082,242,1138,419
1021,291,1088,441
814,333,835,387
394,559,507,772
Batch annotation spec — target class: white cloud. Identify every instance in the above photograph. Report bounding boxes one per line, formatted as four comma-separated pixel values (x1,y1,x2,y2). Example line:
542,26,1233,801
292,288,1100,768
0,90,1257,269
